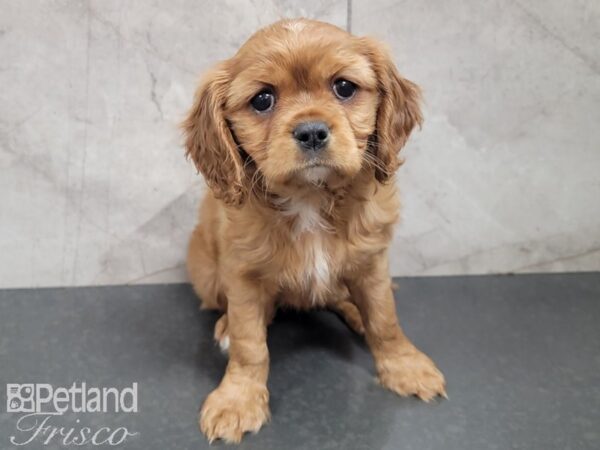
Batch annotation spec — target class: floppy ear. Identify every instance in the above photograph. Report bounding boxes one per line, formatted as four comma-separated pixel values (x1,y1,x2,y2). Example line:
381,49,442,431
183,63,247,206
361,38,423,182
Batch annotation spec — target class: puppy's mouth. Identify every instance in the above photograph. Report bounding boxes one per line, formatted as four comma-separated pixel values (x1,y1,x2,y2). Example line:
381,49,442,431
301,165,331,184
291,159,334,183
303,159,330,169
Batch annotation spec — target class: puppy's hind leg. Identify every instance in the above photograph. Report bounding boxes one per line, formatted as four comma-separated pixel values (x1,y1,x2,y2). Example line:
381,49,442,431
187,224,224,311
328,284,365,335
214,314,230,353
214,303,277,355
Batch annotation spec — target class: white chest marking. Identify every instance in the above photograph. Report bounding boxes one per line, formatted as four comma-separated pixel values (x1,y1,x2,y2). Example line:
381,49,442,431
278,197,328,235
308,234,330,288
276,197,332,298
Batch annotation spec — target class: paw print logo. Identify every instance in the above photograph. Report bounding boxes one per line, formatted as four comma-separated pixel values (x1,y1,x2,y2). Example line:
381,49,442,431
6,384,35,413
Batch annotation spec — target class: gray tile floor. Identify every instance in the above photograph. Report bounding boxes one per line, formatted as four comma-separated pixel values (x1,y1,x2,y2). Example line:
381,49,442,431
1,273,599,450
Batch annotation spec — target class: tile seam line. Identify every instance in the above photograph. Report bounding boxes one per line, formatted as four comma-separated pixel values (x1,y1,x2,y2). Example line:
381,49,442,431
347,0,352,33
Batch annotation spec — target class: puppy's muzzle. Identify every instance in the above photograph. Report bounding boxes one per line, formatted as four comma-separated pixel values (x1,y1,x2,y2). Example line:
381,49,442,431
293,121,330,154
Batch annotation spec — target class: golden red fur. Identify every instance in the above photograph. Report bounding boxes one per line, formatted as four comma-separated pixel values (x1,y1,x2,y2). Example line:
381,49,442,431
183,18,446,443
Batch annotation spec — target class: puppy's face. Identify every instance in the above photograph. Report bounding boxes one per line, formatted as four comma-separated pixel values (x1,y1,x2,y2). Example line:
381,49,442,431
226,22,378,187
184,19,422,205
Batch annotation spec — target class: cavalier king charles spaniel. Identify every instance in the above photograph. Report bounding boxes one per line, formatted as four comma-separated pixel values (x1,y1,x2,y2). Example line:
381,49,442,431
183,18,446,443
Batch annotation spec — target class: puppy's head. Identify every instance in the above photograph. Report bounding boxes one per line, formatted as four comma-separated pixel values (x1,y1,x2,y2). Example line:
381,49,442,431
184,19,422,205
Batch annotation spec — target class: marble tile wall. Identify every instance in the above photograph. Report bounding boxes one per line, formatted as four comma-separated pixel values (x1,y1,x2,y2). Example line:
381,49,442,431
352,0,600,276
0,0,597,288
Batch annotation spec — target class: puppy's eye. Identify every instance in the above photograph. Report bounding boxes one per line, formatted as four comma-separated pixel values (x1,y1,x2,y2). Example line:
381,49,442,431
333,79,357,100
250,89,275,113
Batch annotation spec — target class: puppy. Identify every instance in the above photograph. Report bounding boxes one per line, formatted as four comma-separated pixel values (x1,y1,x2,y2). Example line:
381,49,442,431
183,18,446,443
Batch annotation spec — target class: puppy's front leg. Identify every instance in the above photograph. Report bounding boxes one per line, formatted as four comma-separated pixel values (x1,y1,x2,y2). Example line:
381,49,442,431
347,254,447,401
199,277,272,443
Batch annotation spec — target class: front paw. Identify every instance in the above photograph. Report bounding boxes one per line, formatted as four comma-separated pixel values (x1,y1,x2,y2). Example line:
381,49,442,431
378,349,447,402
199,381,270,443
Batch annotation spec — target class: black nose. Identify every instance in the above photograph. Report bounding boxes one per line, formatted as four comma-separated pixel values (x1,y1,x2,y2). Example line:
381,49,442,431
293,121,330,151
